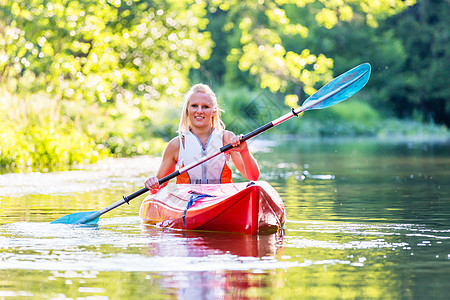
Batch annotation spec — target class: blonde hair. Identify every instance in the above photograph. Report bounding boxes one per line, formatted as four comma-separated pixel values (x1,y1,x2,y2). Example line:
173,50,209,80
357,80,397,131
177,83,225,135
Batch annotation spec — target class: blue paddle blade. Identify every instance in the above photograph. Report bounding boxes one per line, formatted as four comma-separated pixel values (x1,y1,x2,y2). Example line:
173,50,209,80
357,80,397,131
51,211,100,225
301,63,371,111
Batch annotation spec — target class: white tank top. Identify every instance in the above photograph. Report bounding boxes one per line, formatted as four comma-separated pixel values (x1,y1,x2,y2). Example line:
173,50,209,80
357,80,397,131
177,130,229,184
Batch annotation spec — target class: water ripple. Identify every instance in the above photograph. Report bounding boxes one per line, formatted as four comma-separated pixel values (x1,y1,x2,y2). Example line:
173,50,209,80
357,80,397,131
0,218,296,272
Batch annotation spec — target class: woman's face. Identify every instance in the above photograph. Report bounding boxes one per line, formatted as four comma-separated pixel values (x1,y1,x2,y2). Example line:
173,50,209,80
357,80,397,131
187,92,216,130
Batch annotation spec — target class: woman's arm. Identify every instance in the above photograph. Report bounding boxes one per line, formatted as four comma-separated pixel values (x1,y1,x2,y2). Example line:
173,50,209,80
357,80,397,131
144,137,179,193
223,130,260,181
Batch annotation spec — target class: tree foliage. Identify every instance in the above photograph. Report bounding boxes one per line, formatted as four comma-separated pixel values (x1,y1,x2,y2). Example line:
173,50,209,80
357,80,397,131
0,0,211,103
203,0,416,106
386,0,449,125
1,0,418,107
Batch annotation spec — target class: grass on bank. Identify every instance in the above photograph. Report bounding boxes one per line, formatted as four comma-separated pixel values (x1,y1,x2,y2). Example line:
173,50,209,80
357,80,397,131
0,90,165,171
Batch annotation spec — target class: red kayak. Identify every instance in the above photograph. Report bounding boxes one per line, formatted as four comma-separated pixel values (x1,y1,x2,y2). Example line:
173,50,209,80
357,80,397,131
139,181,286,235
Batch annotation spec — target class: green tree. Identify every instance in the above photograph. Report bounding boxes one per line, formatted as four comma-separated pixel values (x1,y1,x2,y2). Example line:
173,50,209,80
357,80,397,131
202,0,416,107
386,0,449,125
1,0,417,110
0,0,211,103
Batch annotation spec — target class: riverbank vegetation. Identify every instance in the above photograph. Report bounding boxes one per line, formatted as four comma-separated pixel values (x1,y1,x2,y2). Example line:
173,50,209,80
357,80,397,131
1,0,448,171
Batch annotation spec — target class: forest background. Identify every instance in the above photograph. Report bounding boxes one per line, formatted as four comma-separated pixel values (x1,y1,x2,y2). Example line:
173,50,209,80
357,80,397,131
0,0,448,171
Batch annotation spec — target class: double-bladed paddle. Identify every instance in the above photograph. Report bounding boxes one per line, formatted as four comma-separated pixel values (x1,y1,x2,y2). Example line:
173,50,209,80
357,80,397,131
51,63,371,225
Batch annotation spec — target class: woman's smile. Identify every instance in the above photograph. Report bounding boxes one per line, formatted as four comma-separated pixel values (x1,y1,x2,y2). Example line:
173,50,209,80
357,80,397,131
188,92,215,129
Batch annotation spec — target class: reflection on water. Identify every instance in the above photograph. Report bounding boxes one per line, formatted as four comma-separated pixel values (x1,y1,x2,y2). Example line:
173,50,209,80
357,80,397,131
0,218,292,272
0,137,449,298
142,227,285,258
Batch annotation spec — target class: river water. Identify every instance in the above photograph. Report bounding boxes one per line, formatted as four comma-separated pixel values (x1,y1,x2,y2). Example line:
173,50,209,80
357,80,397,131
1,137,449,299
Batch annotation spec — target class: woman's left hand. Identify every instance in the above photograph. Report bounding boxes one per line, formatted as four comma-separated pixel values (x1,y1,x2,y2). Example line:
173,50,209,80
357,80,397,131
225,131,260,181
229,134,248,153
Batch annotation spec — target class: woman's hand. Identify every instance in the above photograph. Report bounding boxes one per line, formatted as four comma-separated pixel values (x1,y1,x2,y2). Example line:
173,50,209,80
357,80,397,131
229,134,248,153
224,130,260,181
145,176,161,194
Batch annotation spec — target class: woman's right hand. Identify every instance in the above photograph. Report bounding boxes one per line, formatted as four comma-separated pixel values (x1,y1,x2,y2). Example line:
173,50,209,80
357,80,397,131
145,176,160,194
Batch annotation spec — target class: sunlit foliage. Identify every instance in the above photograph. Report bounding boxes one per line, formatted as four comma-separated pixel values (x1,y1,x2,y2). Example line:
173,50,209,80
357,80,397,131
0,0,416,105
208,0,415,105
0,0,211,103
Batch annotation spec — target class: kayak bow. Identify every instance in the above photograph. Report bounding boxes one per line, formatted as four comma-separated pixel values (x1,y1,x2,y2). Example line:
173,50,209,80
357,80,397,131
139,181,286,235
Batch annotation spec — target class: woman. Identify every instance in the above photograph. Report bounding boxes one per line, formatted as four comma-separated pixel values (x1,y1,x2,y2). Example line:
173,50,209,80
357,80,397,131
144,83,260,193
